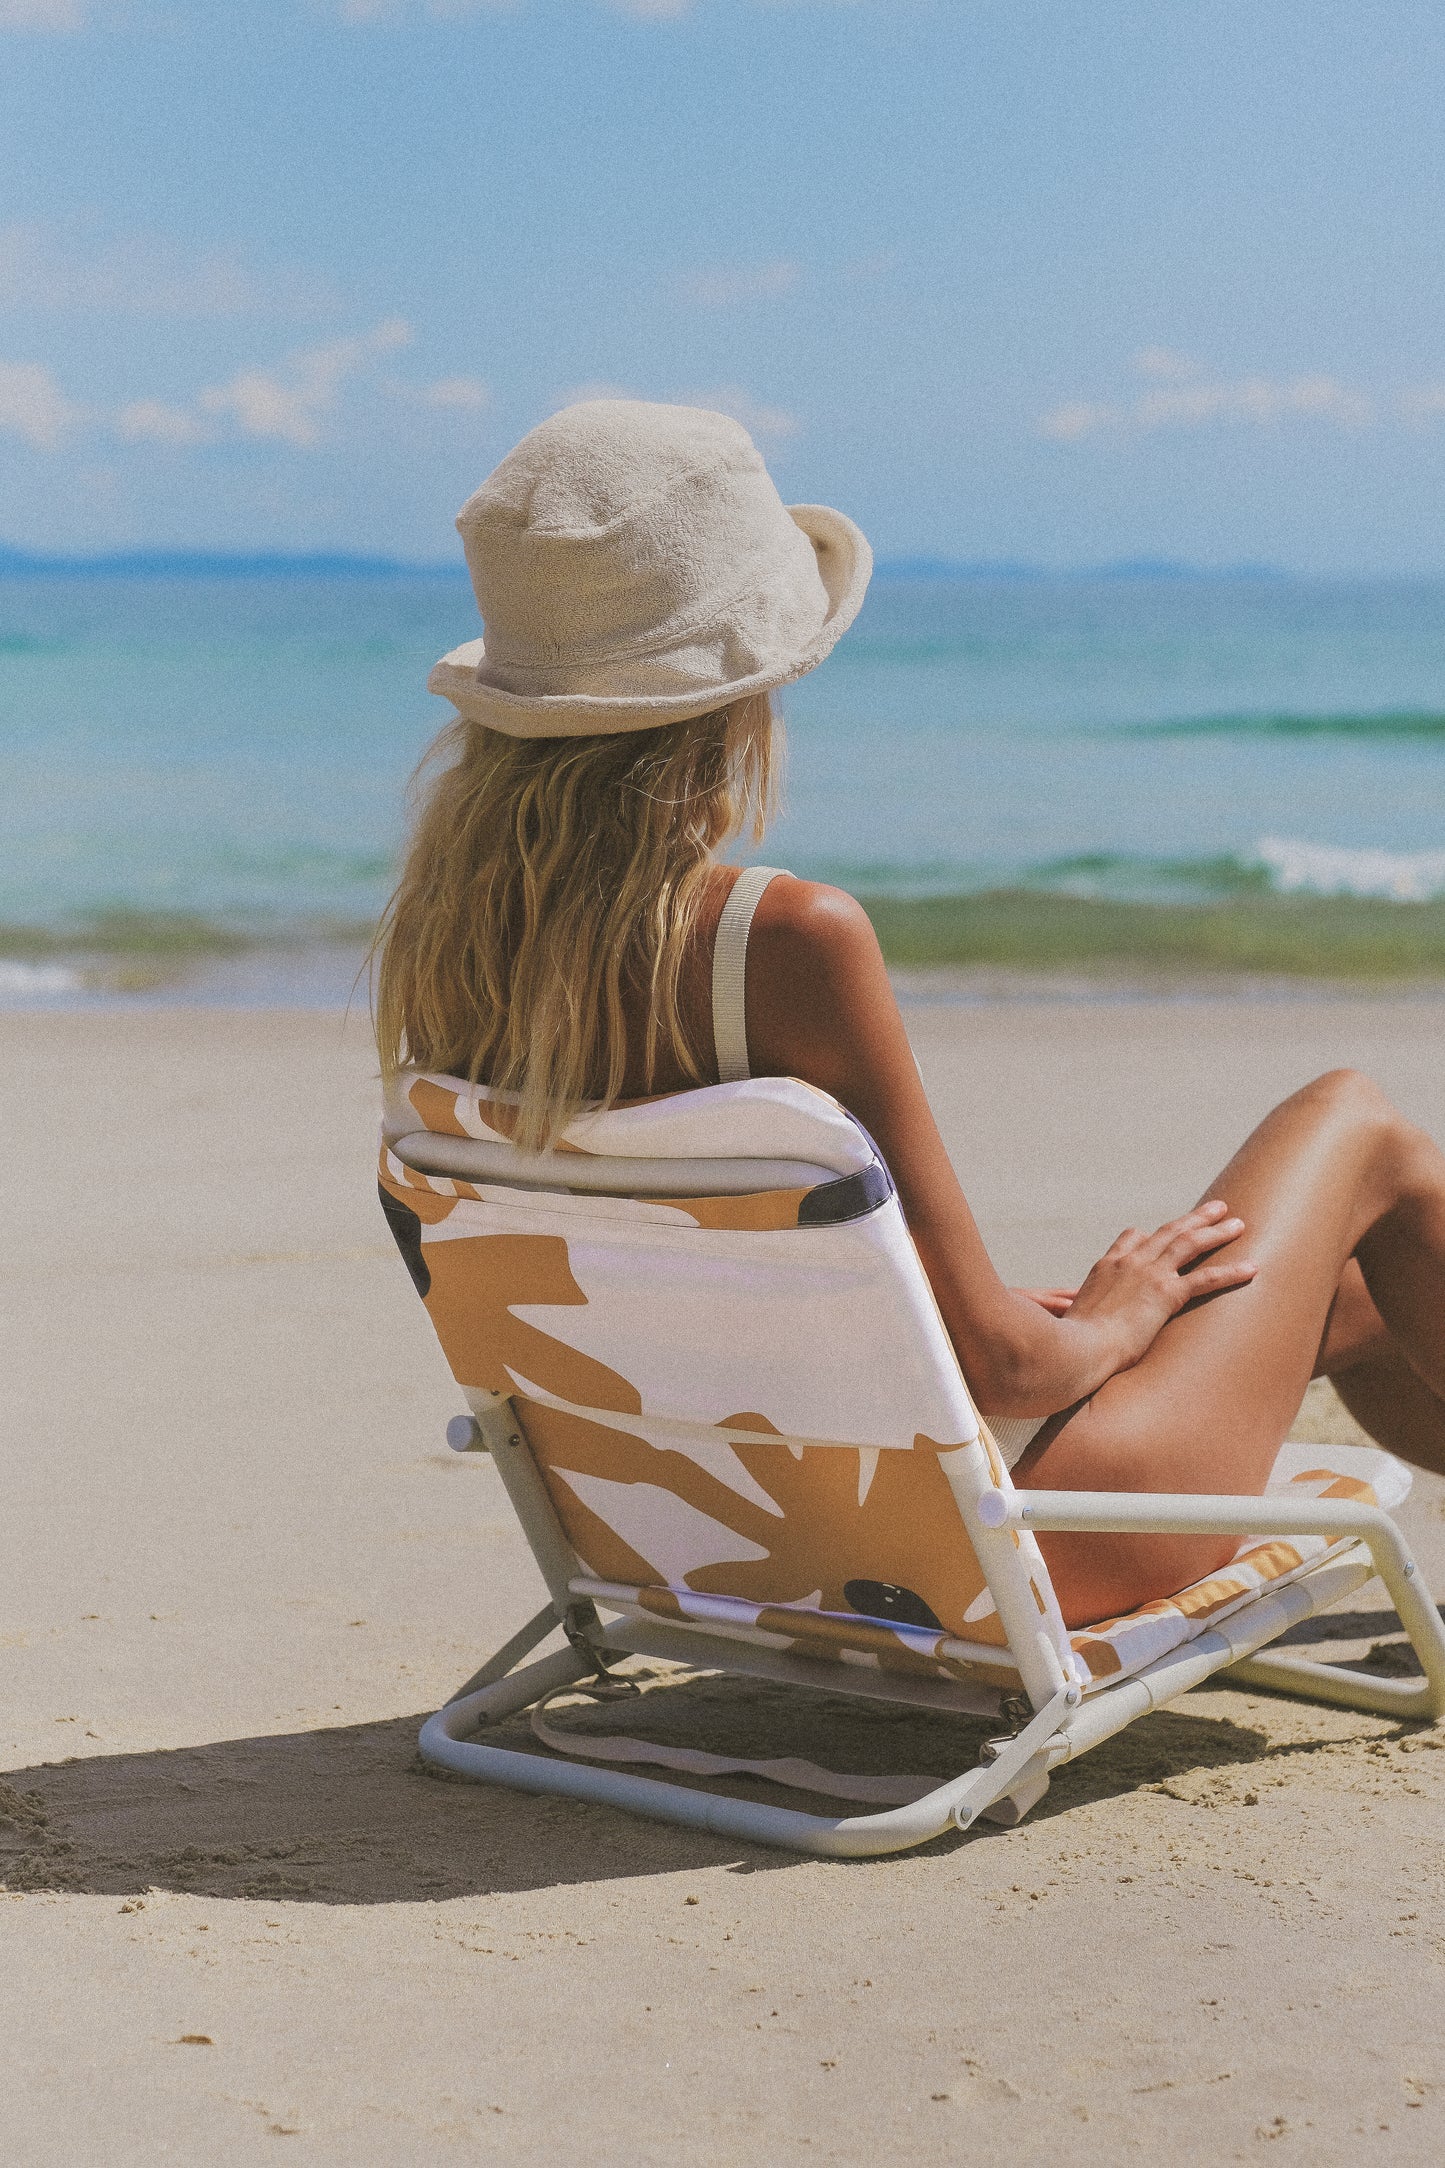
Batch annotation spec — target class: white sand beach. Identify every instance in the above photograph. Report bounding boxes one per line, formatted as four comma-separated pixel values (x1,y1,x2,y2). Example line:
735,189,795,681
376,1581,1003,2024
6,994,1445,2164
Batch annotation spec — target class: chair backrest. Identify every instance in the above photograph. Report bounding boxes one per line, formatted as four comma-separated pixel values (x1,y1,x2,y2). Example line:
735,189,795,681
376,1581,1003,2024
379,1069,1075,1692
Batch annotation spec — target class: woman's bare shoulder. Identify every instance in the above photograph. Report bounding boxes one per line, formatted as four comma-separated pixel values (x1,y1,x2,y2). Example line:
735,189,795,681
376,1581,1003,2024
749,874,885,980
742,873,967,1255
744,875,900,1086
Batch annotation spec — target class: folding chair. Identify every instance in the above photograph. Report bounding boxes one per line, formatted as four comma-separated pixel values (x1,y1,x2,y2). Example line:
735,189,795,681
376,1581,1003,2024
379,1067,1445,1858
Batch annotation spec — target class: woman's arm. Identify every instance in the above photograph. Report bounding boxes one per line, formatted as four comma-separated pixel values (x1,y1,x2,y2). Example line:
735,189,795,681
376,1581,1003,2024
746,878,1255,1418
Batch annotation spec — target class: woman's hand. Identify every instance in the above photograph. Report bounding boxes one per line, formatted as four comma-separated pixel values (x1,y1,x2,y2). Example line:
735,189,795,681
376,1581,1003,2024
995,1206,1255,1410
1020,1285,1080,1316
1057,1199,1257,1380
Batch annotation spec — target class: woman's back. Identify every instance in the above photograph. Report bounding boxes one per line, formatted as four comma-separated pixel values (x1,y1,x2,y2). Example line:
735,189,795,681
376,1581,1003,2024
609,862,784,1098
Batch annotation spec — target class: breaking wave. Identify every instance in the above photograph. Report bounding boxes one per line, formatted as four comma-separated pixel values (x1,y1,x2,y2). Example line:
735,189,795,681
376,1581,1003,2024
1020,841,1445,905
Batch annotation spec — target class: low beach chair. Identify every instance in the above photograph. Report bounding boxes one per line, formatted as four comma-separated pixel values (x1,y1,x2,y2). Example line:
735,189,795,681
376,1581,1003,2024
379,1068,1445,1858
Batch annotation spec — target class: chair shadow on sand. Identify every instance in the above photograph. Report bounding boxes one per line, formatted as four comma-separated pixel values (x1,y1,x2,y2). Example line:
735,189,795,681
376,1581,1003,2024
1,1607,1428,1905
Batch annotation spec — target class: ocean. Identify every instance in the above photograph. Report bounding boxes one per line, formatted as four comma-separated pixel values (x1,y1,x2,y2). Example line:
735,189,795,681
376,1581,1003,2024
3,567,1445,1001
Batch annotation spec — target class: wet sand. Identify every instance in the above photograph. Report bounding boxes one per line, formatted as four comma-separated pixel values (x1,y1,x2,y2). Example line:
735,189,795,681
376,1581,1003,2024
5,997,1445,2164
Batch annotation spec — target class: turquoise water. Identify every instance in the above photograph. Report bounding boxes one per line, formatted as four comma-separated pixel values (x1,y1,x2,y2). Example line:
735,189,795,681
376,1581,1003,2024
3,571,1445,963
787,576,1445,901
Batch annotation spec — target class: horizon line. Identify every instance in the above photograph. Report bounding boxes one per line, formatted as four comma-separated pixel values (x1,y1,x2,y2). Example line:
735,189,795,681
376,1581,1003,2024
0,544,1431,582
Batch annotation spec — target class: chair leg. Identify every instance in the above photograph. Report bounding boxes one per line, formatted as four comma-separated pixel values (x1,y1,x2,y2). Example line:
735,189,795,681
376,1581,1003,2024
444,1601,563,1706
436,1643,602,1737
979,1759,1051,1826
1225,1649,1445,1719
1225,1564,1445,1722
418,1673,1079,1859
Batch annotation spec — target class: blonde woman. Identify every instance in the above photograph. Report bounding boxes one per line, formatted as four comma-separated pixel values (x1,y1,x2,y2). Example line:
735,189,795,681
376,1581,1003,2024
378,399,1445,1629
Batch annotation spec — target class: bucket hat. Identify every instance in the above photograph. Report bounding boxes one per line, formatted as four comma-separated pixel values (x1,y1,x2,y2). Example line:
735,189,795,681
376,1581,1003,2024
427,398,872,737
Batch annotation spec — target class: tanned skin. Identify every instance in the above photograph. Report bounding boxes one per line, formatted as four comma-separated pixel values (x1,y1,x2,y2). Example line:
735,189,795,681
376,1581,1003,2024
613,867,1445,1628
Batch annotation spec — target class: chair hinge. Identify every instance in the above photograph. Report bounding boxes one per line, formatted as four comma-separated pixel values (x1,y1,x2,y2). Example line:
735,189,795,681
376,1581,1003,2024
982,1684,1078,1765
560,1600,633,1691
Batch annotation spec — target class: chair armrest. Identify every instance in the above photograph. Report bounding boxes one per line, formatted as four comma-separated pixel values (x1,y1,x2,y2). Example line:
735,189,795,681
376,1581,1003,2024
981,1487,1395,1543
979,1485,1445,1713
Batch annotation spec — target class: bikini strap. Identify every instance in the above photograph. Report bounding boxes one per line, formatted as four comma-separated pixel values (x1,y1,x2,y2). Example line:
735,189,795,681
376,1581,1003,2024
711,866,786,1084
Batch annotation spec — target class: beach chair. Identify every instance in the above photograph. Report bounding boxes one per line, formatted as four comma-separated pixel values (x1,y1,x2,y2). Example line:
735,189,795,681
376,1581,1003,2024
379,1068,1445,1858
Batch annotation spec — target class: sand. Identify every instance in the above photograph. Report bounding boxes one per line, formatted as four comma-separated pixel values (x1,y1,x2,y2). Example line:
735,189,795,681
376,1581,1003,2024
5,994,1445,2164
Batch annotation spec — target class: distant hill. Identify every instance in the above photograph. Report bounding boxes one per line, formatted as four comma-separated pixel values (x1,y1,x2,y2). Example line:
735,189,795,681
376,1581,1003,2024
0,544,1289,582
874,555,1287,582
0,546,465,579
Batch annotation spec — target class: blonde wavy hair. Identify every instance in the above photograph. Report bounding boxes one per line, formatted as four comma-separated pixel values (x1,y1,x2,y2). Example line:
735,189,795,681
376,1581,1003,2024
374,693,780,1150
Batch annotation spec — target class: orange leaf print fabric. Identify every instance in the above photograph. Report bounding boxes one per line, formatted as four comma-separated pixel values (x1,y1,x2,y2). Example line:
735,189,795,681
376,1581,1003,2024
521,1402,996,1643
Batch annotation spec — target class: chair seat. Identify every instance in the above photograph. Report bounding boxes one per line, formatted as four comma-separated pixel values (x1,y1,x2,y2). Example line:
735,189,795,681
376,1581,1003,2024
1069,1442,1407,1686
575,1441,1410,1697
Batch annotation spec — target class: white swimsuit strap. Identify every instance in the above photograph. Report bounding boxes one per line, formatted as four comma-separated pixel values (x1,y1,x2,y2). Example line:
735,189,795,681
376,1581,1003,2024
711,865,786,1084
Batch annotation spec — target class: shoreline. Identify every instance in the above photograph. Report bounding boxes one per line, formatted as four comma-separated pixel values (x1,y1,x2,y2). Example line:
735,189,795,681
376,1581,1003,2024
7,944,1445,1014
0,940,377,1012
12,888,1445,1010
861,886,1445,977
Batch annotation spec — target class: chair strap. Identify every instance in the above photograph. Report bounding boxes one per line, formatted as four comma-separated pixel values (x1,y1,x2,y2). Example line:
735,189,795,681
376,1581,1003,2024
712,866,786,1084
530,1688,939,1806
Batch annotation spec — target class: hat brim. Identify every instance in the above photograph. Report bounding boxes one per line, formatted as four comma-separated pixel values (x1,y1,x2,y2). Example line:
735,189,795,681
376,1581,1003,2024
426,502,872,739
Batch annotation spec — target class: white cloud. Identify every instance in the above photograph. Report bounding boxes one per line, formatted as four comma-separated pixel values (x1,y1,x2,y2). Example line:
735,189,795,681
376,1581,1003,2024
198,318,413,446
683,259,800,308
1038,400,1115,445
0,361,85,448
681,385,798,439
1397,385,1445,425
1132,345,1201,383
1140,374,1371,429
0,1,83,28
0,222,339,321
555,380,638,407
551,380,798,440
0,320,494,458
388,373,491,411
1041,350,1375,440
116,398,212,447
201,368,322,446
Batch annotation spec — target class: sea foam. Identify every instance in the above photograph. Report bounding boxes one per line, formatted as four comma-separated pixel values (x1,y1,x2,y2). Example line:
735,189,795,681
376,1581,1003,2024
1256,837,1445,903
0,961,84,999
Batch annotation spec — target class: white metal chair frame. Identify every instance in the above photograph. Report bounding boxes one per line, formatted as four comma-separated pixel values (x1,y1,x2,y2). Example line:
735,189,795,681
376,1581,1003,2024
420,1382,1445,1860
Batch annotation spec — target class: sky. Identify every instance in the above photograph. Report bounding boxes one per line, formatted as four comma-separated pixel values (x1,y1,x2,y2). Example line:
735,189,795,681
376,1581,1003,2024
3,0,1445,571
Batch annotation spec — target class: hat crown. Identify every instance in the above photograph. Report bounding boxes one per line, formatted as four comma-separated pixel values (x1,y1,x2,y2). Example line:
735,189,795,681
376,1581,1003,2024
462,399,763,539
427,398,871,736
454,400,818,675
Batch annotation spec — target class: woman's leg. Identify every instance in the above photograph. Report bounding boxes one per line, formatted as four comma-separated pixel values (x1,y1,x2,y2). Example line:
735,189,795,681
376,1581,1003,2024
1015,1068,1445,1627
1316,1258,1445,1477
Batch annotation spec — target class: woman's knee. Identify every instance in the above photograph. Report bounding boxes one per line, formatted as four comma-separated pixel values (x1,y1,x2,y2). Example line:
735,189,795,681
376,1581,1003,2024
1293,1069,1426,1187
1296,1066,1397,1131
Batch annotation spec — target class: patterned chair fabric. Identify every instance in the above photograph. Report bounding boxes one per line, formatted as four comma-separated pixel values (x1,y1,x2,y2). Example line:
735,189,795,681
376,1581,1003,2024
380,1070,1407,1700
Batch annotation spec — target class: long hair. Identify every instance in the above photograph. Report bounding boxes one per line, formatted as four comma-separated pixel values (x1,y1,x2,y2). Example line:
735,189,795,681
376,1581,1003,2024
374,692,780,1150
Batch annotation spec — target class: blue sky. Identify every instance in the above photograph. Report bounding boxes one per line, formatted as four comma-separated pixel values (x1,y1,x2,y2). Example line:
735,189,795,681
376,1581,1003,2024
4,0,1445,569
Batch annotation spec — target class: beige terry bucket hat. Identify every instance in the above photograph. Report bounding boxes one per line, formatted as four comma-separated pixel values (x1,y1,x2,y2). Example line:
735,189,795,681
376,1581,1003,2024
427,398,872,737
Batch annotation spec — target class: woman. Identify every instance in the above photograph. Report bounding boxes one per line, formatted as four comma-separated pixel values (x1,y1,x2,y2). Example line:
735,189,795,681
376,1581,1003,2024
378,398,1445,1629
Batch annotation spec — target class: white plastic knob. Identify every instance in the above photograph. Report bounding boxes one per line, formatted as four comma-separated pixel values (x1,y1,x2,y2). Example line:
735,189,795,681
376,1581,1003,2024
446,1414,484,1453
975,1487,1010,1529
